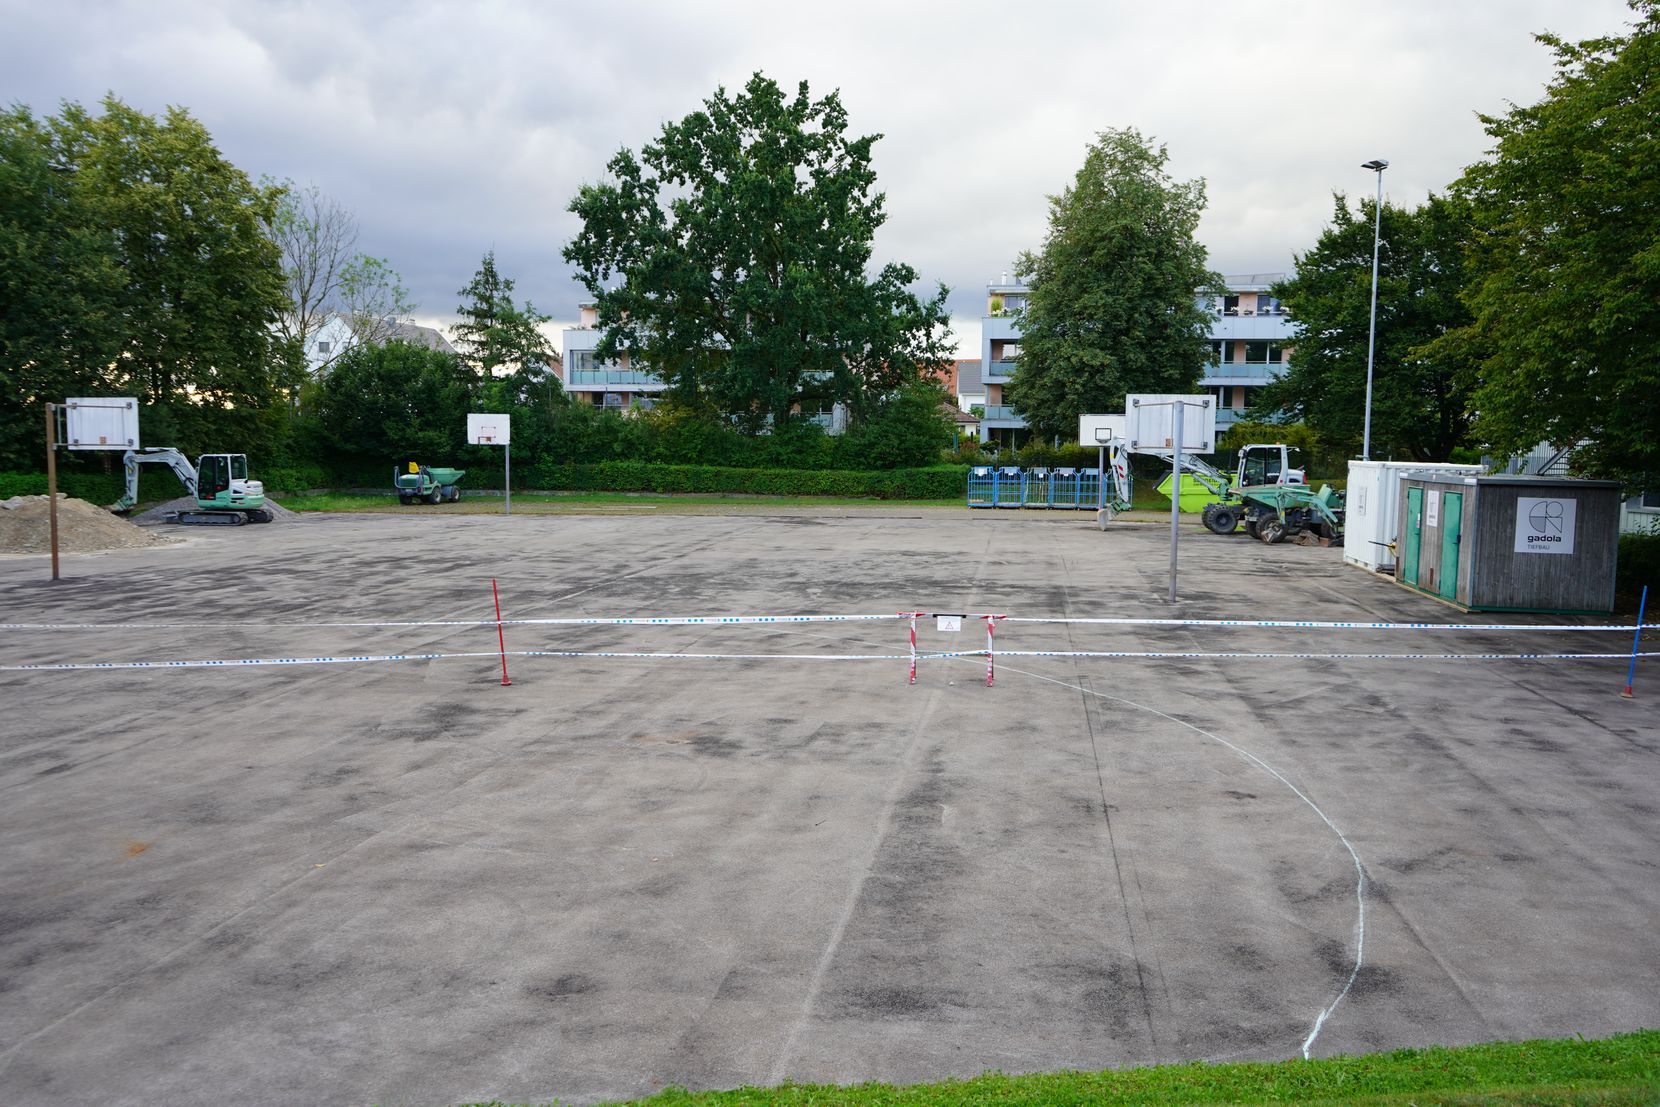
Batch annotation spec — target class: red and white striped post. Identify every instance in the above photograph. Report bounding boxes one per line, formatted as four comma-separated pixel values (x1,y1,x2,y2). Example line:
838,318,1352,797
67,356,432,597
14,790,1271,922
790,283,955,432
907,613,918,685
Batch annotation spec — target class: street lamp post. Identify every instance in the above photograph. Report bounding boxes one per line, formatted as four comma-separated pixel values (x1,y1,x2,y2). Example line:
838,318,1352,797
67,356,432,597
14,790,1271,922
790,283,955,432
1361,158,1388,461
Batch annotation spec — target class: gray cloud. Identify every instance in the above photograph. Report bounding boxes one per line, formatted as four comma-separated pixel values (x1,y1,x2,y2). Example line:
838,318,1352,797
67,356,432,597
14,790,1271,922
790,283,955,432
6,0,1632,353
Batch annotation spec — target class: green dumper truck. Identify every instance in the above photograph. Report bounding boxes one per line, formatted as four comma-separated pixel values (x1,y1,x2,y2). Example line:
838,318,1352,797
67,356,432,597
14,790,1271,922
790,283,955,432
395,461,465,504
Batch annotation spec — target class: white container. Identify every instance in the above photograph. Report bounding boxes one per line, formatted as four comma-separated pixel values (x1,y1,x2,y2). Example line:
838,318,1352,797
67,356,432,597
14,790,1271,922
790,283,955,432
1345,460,1485,573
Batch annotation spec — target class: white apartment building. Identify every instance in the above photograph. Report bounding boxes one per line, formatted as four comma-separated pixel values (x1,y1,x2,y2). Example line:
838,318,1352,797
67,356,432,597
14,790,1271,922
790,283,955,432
977,274,1295,446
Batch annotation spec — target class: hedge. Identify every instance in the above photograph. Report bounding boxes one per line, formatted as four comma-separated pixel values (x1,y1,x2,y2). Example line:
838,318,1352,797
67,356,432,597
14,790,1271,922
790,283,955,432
522,462,967,500
1619,533,1660,597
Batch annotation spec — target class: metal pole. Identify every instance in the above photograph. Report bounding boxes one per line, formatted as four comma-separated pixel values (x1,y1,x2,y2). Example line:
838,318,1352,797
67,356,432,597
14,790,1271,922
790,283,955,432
1097,443,1106,524
45,403,60,582
504,444,511,516
1169,402,1183,604
1362,161,1386,461
1623,585,1648,698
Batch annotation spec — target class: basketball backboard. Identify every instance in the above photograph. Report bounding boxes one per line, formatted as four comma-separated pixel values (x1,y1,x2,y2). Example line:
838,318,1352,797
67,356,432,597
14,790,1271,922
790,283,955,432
1078,413,1126,448
466,413,511,445
63,398,139,451
1124,394,1215,455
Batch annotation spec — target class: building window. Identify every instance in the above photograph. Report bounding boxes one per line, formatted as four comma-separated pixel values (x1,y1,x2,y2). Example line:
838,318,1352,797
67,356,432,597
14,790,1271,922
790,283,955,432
1244,340,1272,363
1640,489,1660,509
1221,295,1240,316
571,350,597,373
317,340,331,354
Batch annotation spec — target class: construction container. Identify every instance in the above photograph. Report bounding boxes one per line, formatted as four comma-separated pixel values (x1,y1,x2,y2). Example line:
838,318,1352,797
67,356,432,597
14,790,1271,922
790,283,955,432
1396,475,1622,613
1345,460,1484,574
997,467,1025,508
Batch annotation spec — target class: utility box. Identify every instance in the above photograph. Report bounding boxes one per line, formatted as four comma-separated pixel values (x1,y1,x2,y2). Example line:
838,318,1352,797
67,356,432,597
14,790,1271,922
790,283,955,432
1345,460,1484,574
1396,475,1622,613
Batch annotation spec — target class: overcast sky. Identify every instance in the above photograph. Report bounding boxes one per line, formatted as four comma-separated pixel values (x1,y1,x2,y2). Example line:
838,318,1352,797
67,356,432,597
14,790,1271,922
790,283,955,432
5,0,1636,356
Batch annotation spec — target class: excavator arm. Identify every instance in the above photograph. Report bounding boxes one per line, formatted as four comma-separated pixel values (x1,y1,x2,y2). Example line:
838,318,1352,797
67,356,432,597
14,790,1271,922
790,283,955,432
111,448,197,513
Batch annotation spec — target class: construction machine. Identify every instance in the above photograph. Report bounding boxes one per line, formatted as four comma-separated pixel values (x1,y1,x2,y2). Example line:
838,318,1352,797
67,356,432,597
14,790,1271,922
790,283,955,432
1153,443,1344,545
394,461,465,504
110,448,273,525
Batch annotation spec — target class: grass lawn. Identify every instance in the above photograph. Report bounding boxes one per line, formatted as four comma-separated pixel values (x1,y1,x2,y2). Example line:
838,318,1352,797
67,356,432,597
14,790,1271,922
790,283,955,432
459,1031,1658,1106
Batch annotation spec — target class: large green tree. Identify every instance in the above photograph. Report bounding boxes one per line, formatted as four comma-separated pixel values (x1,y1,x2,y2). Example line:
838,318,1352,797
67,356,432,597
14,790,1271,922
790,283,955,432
307,340,470,460
563,72,951,434
1260,193,1476,461
452,250,557,383
0,105,125,468
1441,0,1660,483
0,96,294,464
1005,128,1218,442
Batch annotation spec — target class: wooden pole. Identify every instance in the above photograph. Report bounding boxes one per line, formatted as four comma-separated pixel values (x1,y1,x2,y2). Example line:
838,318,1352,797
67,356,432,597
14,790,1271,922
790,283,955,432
45,402,60,582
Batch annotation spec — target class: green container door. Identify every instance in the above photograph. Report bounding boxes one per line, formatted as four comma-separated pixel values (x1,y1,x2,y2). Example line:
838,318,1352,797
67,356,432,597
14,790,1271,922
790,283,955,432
1403,487,1423,586
1438,491,1463,601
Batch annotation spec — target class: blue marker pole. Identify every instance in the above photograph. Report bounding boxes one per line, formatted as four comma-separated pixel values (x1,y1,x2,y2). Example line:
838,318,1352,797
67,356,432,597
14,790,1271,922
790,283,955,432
1623,584,1648,698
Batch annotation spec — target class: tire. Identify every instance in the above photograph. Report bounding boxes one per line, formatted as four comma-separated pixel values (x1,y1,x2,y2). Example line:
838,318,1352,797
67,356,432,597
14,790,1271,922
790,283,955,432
1243,517,1260,539
425,488,442,505
399,494,412,505
445,486,460,503
1259,518,1287,544
1203,505,1239,535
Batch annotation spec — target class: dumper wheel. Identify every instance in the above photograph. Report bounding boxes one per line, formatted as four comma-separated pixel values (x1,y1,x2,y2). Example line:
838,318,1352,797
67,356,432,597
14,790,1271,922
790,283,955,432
445,485,461,503
426,488,442,505
1259,518,1288,544
1203,504,1240,535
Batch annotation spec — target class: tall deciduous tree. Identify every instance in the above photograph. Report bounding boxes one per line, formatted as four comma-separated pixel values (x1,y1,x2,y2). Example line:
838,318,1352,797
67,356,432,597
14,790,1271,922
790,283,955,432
1005,128,1218,442
563,72,950,434
452,250,556,383
266,180,414,368
1439,0,1660,484
73,98,296,452
1260,193,1476,461
0,105,125,468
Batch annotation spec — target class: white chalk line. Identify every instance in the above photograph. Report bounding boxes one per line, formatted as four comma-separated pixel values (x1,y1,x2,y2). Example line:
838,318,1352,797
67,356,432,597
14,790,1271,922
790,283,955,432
983,656,1367,1060
3,649,1653,673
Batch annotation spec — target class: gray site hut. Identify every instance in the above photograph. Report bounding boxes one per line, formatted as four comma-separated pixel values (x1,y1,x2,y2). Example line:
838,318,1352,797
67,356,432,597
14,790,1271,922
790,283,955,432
1395,475,1622,614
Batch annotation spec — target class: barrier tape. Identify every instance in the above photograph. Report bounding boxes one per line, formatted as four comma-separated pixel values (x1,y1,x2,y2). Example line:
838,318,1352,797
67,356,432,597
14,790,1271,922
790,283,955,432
3,614,1652,633
5,649,1652,674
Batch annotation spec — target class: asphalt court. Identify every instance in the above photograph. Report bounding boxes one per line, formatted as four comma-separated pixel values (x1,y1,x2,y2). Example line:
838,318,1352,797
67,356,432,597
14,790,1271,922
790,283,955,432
1,507,1655,1107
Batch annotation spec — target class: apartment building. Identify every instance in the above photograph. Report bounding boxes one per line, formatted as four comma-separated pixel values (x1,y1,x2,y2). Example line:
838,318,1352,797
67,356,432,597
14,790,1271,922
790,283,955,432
556,301,847,429
556,302,668,412
976,274,1294,446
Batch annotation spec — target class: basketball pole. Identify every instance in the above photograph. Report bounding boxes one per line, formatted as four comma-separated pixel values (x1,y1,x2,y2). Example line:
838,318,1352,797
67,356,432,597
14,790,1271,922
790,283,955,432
45,403,60,582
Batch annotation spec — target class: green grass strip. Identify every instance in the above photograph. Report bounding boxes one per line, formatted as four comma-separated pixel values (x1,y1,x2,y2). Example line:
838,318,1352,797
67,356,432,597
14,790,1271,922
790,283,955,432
453,1031,1658,1107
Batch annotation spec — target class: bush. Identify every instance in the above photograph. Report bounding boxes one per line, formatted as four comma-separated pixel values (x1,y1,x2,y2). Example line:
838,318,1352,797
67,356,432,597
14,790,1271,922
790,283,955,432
523,462,967,500
1619,533,1660,597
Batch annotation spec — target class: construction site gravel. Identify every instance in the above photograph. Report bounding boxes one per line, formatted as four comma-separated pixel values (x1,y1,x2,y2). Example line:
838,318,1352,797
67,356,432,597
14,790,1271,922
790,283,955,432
0,506,1655,1107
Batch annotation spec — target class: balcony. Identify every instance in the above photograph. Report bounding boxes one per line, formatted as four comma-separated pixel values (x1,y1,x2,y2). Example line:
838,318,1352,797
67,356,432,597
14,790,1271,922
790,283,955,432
980,405,1026,426
1208,313,1295,341
567,369,667,389
982,360,1019,385
1201,361,1289,385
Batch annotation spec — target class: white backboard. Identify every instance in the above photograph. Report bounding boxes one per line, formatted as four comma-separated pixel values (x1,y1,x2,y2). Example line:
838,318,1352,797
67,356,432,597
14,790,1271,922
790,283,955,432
1078,414,1127,448
1125,394,1216,454
466,412,511,445
63,398,139,451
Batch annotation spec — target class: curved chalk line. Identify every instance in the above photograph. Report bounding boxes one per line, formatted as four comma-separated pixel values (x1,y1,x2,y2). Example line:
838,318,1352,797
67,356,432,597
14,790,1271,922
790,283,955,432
984,658,1367,1060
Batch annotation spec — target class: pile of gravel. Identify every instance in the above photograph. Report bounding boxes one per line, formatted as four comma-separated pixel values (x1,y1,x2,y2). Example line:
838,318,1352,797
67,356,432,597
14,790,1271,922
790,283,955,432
130,496,299,524
0,495,180,554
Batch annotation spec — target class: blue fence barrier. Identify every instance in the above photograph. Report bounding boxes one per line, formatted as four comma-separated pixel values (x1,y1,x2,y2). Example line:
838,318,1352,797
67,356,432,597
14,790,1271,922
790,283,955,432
967,466,1116,510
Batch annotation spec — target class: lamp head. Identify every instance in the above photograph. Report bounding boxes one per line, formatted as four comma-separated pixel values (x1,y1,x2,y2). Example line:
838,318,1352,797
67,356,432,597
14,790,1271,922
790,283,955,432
1362,159,1389,171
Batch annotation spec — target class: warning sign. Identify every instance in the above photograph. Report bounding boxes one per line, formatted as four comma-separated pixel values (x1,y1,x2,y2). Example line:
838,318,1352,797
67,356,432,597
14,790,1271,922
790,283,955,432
1513,496,1576,555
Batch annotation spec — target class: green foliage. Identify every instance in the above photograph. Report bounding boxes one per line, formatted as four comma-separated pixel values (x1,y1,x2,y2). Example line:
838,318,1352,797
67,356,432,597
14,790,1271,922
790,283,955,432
1006,128,1219,442
838,383,955,470
1220,420,1345,479
452,250,556,384
524,462,966,499
1619,533,1660,596
564,72,952,432
1,97,293,466
1445,2,1660,485
307,340,471,460
1262,193,1477,461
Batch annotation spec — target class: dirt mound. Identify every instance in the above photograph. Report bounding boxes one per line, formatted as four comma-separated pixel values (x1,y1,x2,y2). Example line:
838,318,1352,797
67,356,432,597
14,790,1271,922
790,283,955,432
131,496,299,524
0,495,180,554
